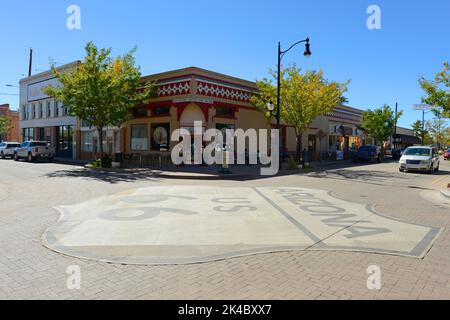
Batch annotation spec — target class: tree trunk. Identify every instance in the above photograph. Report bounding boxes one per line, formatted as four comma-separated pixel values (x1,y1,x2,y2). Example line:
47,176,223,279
97,127,104,158
296,134,303,162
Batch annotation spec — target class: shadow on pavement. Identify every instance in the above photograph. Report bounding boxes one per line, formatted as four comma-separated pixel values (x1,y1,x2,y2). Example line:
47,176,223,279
306,169,410,183
44,168,160,184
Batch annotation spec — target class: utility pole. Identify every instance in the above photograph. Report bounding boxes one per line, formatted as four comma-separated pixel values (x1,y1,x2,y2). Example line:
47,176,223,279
422,109,425,146
393,102,398,149
28,48,33,77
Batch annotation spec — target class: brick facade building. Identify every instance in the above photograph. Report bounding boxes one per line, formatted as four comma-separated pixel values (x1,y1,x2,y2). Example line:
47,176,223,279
0,104,20,142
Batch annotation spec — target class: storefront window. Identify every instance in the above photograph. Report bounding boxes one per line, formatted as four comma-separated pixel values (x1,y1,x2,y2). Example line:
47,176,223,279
308,135,317,154
151,123,170,150
114,131,121,153
44,128,52,144
82,131,93,152
131,124,148,151
56,126,73,158
22,128,35,142
329,135,339,151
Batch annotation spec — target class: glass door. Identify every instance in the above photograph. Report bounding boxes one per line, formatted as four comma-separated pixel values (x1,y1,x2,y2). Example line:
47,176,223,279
56,126,73,158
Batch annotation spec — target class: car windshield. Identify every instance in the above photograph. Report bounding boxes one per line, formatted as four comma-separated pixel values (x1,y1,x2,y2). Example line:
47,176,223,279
403,148,431,156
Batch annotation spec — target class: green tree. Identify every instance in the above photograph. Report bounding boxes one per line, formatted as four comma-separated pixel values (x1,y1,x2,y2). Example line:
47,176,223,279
44,42,154,159
360,105,403,146
0,116,13,141
412,120,426,139
412,120,434,145
425,117,448,149
252,65,349,160
419,62,450,118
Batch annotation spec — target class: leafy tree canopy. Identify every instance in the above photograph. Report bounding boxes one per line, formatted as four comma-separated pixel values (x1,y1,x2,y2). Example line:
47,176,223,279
360,105,403,145
419,62,450,118
252,65,349,158
44,42,154,156
0,116,13,139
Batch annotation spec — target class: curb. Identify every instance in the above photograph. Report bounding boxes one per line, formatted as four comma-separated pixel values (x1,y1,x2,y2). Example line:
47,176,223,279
154,172,254,180
54,159,89,167
440,189,450,199
78,160,351,181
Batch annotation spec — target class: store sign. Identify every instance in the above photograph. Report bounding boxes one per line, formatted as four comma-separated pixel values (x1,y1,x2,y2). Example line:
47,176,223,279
27,78,60,102
413,104,442,111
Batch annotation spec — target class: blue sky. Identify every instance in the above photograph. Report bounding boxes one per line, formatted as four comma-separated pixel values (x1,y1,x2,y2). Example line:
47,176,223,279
0,0,448,128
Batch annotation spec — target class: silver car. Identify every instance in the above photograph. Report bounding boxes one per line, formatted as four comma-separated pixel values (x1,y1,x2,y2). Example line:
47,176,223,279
399,146,440,173
0,142,21,159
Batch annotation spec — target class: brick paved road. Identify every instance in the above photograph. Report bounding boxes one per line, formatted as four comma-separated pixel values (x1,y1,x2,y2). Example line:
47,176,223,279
0,159,449,300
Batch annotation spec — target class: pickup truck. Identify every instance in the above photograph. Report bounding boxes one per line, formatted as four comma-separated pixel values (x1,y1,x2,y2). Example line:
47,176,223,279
0,142,21,159
14,141,55,162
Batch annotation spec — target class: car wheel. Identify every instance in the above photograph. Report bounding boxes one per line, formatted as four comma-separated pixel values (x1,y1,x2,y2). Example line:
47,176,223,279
399,168,405,172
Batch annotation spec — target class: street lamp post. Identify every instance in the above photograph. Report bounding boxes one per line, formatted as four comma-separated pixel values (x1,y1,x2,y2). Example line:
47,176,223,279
276,37,311,130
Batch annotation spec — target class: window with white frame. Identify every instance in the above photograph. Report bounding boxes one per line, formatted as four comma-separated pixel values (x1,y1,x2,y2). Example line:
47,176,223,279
47,101,51,118
54,101,59,117
21,105,26,120
131,124,148,151
82,131,93,152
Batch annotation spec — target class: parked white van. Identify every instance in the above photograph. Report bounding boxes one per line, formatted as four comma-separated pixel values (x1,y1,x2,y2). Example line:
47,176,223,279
399,146,440,173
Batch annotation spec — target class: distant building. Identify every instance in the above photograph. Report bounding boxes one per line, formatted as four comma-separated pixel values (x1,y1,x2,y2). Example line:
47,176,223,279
19,61,81,159
0,104,20,142
392,127,421,149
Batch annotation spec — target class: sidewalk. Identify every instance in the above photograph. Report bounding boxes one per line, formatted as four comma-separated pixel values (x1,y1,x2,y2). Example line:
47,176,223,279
69,158,354,181
152,159,353,180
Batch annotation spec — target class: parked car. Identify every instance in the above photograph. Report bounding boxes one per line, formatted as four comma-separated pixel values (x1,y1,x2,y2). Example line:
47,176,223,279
399,146,439,173
444,148,450,161
353,145,382,163
14,141,55,162
0,142,21,159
